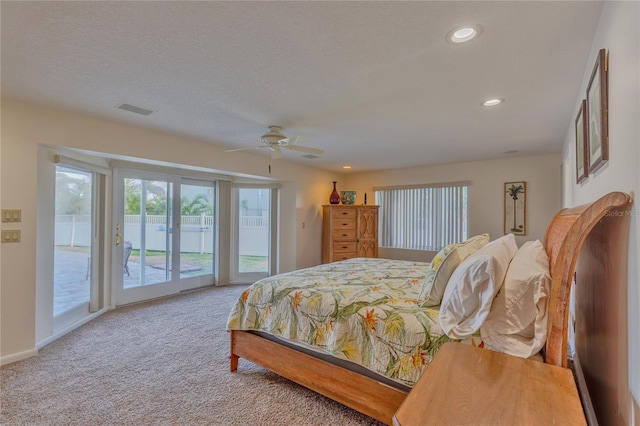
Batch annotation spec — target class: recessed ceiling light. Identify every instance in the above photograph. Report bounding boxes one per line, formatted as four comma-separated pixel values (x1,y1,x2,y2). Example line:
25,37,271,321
446,25,482,44
483,98,504,107
342,166,352,169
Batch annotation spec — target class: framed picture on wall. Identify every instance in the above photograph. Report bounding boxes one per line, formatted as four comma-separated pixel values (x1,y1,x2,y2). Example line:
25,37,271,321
586,48,609,174
575,99,588,184
504,182,526,236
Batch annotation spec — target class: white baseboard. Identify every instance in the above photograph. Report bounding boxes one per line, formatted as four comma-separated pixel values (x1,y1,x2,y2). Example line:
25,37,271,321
0,347,39,366
1,307,112,366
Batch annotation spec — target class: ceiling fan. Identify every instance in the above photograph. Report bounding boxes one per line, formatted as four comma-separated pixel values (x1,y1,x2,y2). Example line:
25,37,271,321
225,126,324,159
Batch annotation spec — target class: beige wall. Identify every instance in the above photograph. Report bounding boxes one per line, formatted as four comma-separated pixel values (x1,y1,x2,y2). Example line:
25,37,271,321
1,99,341,361
561,1,640,421
343,153,562,261
0,98,562,362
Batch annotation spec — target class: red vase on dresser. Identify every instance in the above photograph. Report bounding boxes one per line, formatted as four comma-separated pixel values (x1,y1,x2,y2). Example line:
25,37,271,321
329,181,340,204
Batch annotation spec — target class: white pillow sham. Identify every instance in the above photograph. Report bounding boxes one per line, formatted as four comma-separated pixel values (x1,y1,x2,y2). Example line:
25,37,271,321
439,233,518,339
480,240,551,358
418,234,490,307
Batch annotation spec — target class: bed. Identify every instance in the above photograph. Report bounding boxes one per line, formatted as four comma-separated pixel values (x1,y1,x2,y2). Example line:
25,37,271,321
227,191,632,424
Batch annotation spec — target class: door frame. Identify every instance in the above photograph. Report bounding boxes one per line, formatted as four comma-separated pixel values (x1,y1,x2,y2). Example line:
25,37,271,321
113,168,176,305
112,169,218,305
36,148,111,348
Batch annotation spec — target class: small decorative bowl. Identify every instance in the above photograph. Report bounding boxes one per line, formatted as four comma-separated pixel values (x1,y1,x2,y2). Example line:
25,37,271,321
340,190,357,205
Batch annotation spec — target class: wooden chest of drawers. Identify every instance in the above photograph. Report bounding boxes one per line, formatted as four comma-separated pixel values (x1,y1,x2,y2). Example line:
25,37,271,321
322,205,379,263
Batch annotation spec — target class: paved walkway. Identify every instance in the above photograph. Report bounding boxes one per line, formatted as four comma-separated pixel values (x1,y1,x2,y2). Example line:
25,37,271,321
54,249,91,316
54,249,172,315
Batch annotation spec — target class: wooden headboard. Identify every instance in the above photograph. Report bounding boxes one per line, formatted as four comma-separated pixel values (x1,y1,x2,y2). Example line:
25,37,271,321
574,200,632,424
542,191,631,367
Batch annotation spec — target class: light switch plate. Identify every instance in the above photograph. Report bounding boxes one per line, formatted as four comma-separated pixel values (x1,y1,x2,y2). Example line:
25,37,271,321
1,209,21,223
1,229,21,243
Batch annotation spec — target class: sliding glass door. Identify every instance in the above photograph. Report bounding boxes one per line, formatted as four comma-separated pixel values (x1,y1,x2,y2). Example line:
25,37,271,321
232,186,277,283
122,176,173,290
114,170,216,305
179,179,215,281
53,164,101,328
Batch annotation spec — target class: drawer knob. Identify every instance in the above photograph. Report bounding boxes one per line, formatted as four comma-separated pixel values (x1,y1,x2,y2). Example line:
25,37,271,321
342,234,348,237
342,246,348,249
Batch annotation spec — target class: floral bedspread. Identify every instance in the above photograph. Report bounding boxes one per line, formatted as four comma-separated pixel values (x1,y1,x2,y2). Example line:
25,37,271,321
226,258,474,387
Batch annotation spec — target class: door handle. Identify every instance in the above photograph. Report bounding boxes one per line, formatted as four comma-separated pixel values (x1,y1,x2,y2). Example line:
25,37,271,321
116,224,122,247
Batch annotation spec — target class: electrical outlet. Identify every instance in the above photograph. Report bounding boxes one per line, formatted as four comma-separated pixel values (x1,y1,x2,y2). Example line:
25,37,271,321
1,209,21,222
1,229,21,243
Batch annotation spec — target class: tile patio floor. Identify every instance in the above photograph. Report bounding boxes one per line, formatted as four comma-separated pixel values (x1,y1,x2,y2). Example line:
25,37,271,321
54,248,261,315
54,248,171,315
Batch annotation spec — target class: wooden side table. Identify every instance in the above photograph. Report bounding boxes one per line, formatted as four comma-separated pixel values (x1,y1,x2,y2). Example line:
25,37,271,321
393,342,586,425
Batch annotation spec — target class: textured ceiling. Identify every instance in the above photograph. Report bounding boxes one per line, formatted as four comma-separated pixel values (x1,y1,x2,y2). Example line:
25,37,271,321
1,1,603,172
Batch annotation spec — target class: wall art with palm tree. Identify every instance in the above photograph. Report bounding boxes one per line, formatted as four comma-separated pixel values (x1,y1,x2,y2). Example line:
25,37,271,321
504,182,526,235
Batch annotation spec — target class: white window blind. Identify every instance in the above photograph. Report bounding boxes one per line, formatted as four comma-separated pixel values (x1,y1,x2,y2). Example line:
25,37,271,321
375,182,469,251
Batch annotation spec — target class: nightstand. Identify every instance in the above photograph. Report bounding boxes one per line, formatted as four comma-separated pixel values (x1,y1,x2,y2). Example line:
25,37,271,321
393,342,586,425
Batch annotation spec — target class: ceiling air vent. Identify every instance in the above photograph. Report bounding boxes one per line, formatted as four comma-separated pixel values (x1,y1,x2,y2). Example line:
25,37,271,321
116,103,154,116
302,154,321,159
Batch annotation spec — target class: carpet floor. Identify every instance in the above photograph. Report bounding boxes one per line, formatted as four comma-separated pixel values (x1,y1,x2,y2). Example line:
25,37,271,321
1,285,383,425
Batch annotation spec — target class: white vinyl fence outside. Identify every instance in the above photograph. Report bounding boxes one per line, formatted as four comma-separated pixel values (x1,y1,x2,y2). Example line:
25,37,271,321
55,214,269,256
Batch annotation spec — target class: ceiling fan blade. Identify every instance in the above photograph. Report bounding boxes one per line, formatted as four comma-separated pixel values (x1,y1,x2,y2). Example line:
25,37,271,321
224,146,265,153
271,147,283,159
282,145,324,156
280,135,308,146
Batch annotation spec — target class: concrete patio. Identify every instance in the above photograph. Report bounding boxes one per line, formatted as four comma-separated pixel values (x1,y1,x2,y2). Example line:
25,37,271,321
54,248,202,315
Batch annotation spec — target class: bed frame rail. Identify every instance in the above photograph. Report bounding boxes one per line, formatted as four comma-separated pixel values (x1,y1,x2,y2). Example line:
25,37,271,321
230,330,407,424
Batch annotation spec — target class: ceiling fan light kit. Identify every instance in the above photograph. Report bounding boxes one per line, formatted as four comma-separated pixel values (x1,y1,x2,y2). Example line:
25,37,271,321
260,126,287,145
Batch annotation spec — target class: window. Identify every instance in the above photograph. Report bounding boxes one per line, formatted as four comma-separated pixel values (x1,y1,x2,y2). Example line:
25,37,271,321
375,182,469,251
231,185,278,283
54,164,95,317
50,155,107,334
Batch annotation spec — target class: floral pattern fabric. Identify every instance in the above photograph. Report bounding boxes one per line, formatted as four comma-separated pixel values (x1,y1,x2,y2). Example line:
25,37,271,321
227,258,479,387
418,234,490,307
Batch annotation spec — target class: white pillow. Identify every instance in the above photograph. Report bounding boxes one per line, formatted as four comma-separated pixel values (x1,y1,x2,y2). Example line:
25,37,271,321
418,234,490,307
480,240,551,358
439,234,518,339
